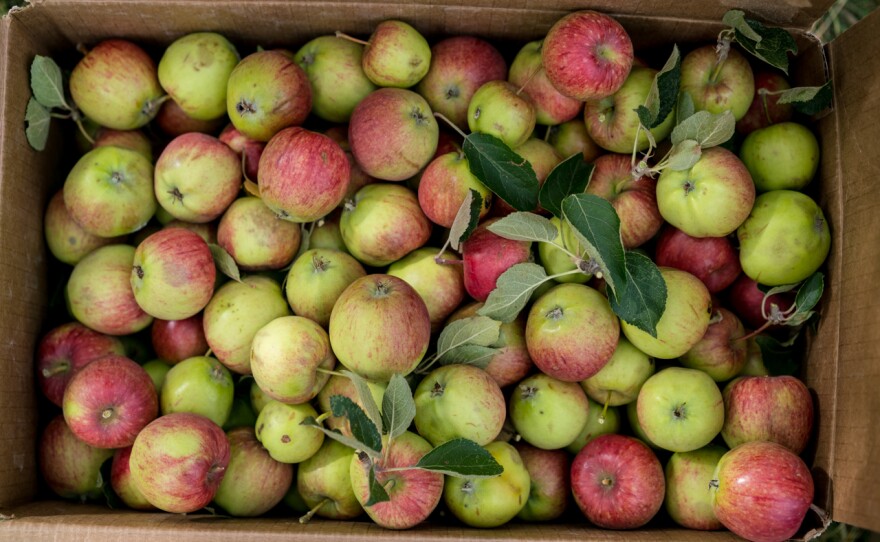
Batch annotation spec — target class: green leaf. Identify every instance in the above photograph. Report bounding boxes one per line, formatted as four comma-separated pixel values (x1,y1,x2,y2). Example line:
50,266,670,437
487,212,557,244
756,335,798,376
539,153,594,218
208,243,242,283
381,374,415,440
561,193,626,294
30,55,68,110
794,272,824,315
341,370,383,434
677,91,695,125
608,251,667,338
463,132,540,212
665,139,702,171
436,316,502,358
776,82,833,116
300,417,381,459
437,344,497,369
670,110,735,148
415,438,504,478
730,16,798,74
449,189,483,251
25,98,50,151
722,10,763,43
366,464,391,506
637,45,681,129
477,263,550,323
330,395,382,456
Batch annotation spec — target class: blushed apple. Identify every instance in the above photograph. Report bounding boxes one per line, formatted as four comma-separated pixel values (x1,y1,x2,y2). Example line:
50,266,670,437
255,401,324,464
387,247,465,331
324,126,377,203
566,397,621,454
681,308,748,382
655,225,741,293
111,445,155,510
728,274,796,331
580,336,654,407
417,152,492,228
510,373,589,450
736,70,794,135
461,218,532,302
44,190,119,265
39,415,114,500
467,80,536,149
217,196,302,271
680,45,755,121
359,20,431,88
297,438,362,520
514,443,570,522
665,444,726,530
508,40,581,126
548,118,603,162
155,99,226,138
151,314,209,364
161,356,234,427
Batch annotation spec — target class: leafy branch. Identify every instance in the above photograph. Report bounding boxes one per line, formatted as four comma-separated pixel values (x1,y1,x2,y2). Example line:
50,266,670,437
26,56,94,150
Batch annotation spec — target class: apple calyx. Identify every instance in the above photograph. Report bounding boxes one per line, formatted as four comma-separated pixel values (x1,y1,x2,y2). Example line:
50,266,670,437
235,99,257,116
708,478,719,489
410,107,430,126
546,306,564,321
100,407,115,422
672,402,688,420
519,385,537,400
109,171,125,185
460,480,475,495
167,187,184,203
133,265,144,280
343,199,357,212
311,254,329,273
600,475,615,488
206,462,226,485
430,381,445,398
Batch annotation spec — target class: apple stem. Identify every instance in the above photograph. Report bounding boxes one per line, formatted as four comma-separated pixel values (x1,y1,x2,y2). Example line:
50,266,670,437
334,31,370,46
544,125,553,142
41,363,70,378
73,115,95,145
314,412,331,424
433,112,468,140
711,29,734,84
298,497,330,524
434,257,463,265
598,392,611,425
76,42,89,56
515,65,542,96
736,321,773,343
759,89,774,126
316,367,347,378
513,434,522,442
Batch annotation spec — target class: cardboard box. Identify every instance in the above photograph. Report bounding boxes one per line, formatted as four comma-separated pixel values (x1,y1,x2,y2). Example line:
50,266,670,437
0,0,877,539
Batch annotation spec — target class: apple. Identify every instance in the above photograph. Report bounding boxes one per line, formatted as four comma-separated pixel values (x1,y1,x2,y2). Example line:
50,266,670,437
580,336,655,407
510,373,590,449
203,275,291,374
163,218,218,243
566,397,621,454
571,434,664,529
44,190,120,265
226,50,312,141
664,444,726,530
218,123,265,181
92,128,152,160
637,367,724,452
739,337,770,377
737,190,831,285
492,138,562,216
142,359,171,392
155,99,226,138
711,441,814,542
681,308,748,381
538,216,589,284
285,248,365,327
548,118,603,162
727,274,796,331
321,126,376,204
512,443,569,522
67,245,154,336
461,218,532,302
250,380,273,416
387,247,465,331
255,401,324,464
508,40,581,126
39,415,114,500
217,197,301,271
526,283,619,382
740,122,820,192
69,39,164,130
655,225,741,293
680,45,755,121
329,274,431,381
467,80,536,149
161,356,234,427
310,211,349,252
223,396,258,431
417,152,492,228
359,20,431,88
111,446,155,510
130,412,230,513
296,438,362,520
722,375,814,454
63,145,156,237
316,374,386,437
151,314,209,364
736,70,794,135
541,11,634,101
626,400,658,448
416,36,507,130
213,427,294,517
350,431,443,529
444,441,530,528
621,267,712,359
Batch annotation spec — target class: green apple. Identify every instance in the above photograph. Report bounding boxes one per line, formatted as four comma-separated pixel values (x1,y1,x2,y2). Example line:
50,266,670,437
510,373,589,450
255,400,324,464
295,36,377,123
387,247,465,331
637,367,724,453
547,117,602,162
739,122,819,192
538,217,589,284
316,374,386,437
223,396,258,431
738,337,769,377
627,400,659,449
160,356,234,427
310,213,348,252
142,359,171,392
297,439,362,520
467,80,536,148
581,336,655,409
665,444,727,530
361,20,431,88
250,379,273,416
737,190,831,286
286,249,366,328
566,397,621,454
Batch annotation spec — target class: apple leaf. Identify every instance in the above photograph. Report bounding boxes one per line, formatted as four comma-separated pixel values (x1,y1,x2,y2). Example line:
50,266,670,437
448,189,483,251
463,132,539,212
794,272,824,316
477,263,551,323
330,395,382,456
725,11,798,74
415,438,504,478
341,369,383,435
25,98,51,152
487,212,557,244
561,193,626,294
776,82,833,116
665,139,702,171
722,10,763,43
608,251,667,338
635,44,681,129
756,335,798,376
381,374,415,440
677,91,695,125
300,417,381,459
30,55,69,110
208,243,242,283
437,344,497,369
538,153,594,218
670,110,735,148
436,316,502,360
366,463,391,506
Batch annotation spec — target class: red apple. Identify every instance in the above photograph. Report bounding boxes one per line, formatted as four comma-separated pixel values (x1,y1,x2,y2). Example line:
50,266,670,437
514,443,570,522
217,196,302,271
39,415,114,500
151,314,209,364
461,218,532,302
156,99,226,138
111,446,156,510
655,225,741,293
727,274,795,331
219,123,265,182
736,70,794,135
681,308,748,382
324,125,377,203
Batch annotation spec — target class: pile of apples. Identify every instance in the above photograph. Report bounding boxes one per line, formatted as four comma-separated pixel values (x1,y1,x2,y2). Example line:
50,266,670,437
35,8,831,542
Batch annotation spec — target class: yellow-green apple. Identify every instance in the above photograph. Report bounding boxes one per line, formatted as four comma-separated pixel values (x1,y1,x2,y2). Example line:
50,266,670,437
226,50,312,141
664,444,726,530
131,228,215,320
154,133,241,223
681,308,748,381
217,197,301,271
259,127,351,222
111,446,155,510
340,183,432,267
680,45,754,121
283,484,310,514
571,434,665,529
359,20,431,88
493,138,562,216
417,152,492,228
310,211,349,252
203,275,291,374
655,225,741,293
255,401,324,464
739,337,769,377
63,354,158,448
155,99,226,138
387,247,465,331
316,374,386,437
514,443,570,522
130,412,230,513
69,39,164,130
296,438,362,520
736,70,794,135
727,274,795,331
250,380,273,416
467,80,536,149
349,88,439,181
710,441,814,542
444,441,530,527
740,122,820,192
67,245,154,336
92,128,152,160
637,367,724,452
324,126,377,203
285,248,366,327
44,190,119,265
510,373,589,449
36,322,125,406
151,314,209,364
526,283,619,381
548,118,603,162
656,146,755,238
621,267,712,359
538,216,589,284
721,376,814,454
566,397,621,454
626,400,658,449
218,123,265,181
39,415,113,500
161,356,234,427
461,218,532,302
158,32,239,121
416,36,507,129
581,336,654,408
414,364,506,446
350,431,443,529
142,359,171,392
295,36,377,122
163,218,217,243
541,11,634,101
737,190,831,285
213,427,293,516
508,40,581,126
223,396,258,431
63,146,156,237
